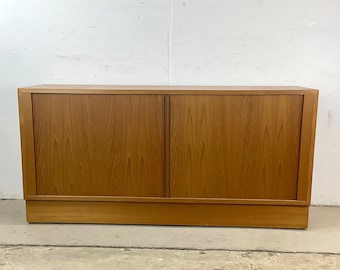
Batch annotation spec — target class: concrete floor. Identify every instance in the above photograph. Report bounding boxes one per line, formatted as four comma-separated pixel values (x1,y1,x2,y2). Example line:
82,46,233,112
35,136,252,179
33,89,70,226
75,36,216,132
0,200,340,269
1,246,340,270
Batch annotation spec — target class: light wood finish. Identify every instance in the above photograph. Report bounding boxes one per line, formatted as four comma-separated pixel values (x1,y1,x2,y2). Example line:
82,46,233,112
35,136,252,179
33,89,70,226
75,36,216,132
18,91,37,197
19,85,318,95
26,201,309,228
21,85,317,90
26,195,309,206
170,95,303,199
164,96,170,197
297,94,319,203
32,94,164,197
18,85,318,228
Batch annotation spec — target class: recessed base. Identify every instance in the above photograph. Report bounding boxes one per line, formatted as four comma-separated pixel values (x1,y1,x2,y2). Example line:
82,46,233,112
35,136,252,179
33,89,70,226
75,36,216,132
26,200,308,229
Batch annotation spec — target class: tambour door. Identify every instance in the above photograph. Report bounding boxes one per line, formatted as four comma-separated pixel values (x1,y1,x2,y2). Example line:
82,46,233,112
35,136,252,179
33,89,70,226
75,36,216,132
170,95,303,200
32,94,165,197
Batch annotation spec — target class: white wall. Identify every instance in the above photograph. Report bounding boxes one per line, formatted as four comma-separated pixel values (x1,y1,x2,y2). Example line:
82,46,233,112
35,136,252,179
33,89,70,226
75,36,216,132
0,0,339,205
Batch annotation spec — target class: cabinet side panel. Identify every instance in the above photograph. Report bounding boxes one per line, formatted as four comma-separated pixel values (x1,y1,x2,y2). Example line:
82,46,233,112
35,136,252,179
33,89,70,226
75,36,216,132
18,90,37,197
170,95,303,199
32,94,164,197
297,93,319,203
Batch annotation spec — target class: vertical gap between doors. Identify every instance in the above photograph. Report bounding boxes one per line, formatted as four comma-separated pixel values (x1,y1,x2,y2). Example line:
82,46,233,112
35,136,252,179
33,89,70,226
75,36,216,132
164,95,170,197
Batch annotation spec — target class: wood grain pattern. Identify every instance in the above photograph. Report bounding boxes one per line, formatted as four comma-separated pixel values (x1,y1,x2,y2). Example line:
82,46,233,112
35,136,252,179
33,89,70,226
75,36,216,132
26,200,309,228
18,86,318,228
32,94,164,197
164,95,170,197
297,93,319,202
26,195,309,206
170,95,303,200
18,91,37,197
19,85,318,95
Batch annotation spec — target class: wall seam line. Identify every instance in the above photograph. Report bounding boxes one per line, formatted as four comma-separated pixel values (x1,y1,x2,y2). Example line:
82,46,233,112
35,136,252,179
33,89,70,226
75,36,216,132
168,0,173,85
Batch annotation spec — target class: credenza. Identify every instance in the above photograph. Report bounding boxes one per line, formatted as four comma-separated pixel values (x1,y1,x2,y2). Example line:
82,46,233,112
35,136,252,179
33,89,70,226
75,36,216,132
18,85,318,228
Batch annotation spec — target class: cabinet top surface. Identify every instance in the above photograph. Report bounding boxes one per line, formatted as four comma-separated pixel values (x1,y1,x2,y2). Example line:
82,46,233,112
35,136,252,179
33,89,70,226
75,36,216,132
19,85,318,95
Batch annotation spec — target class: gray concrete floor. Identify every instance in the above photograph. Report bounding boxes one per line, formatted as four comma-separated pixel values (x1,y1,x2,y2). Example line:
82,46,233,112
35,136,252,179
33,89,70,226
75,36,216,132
0,200,340,269
1,246,340,270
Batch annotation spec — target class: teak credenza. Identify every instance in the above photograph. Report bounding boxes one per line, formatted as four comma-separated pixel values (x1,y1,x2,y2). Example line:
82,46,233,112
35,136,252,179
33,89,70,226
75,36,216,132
18,85,318,228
